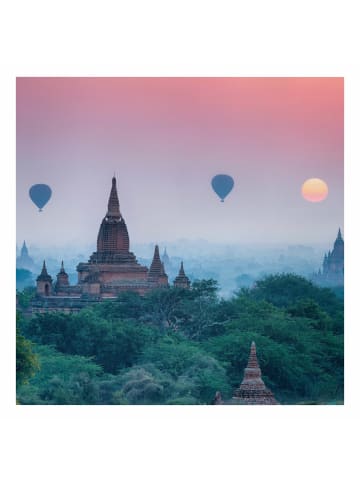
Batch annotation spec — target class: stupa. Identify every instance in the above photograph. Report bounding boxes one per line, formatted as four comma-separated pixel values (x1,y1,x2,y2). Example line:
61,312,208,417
173,262,191,289
231,341,279,405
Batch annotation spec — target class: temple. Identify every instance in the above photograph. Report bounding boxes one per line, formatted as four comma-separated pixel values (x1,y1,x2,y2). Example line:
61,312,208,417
32,176,190,312
161,248,171,271
231,341,278,404
16,241,35,271
173,262,191,289
313,229,344,287
213,341,279,405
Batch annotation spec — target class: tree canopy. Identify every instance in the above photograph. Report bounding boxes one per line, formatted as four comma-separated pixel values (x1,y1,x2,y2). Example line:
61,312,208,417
17,273,344,405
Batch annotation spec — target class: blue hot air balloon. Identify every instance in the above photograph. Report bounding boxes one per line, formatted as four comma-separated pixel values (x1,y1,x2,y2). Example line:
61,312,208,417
29,184,52,212
211,174,234,202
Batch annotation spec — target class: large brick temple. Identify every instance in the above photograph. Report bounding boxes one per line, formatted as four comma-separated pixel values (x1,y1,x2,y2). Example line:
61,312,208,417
32,176,190,312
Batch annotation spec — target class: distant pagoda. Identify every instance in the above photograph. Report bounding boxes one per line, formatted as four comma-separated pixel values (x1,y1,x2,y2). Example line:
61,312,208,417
147,245,168,286
16,241,35,271
161,247,172,270
173,261,191,289
313,228,344,287
231,342,279,405
36,261,53,296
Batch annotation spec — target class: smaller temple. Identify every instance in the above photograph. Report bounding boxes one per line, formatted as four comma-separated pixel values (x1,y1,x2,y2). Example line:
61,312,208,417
54,261,70,294
16,241,35,271
313,228,344,287
214,342,279,405
161,248,172,271
36,261,53,297
173,262,191,289
147,245,169,286
231,341,278,404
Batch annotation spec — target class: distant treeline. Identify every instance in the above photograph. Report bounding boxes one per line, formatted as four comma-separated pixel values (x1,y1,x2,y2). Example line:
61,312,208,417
16,274,344,405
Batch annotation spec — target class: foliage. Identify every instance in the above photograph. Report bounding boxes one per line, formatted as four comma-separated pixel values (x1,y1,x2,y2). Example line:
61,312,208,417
17,344,103,404
18,275,344,405
16,286,36,309
22,309,159,373
16,327,39,388
16,269,34,290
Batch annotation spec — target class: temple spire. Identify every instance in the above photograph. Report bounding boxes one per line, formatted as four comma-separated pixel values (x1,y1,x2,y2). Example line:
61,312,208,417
247,341,260,369
41,260,48,276
148,245,162,277
337,228,343,240
173,261,191,289
106,176,121,218
37,260,53,282
232,341,279,404
21,240,29,256
148,245,169,286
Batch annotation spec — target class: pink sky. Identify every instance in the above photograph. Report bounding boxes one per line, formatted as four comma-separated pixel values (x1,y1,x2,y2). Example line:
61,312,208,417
16,77,343,248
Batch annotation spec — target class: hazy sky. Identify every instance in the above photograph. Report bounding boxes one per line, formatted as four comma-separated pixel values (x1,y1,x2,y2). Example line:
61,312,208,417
16,77,343,249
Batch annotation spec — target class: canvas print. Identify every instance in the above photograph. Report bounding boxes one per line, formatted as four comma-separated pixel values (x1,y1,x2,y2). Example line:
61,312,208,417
16,77,344,405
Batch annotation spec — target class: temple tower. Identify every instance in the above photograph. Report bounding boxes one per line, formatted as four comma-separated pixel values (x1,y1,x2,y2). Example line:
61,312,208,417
314,228,344,286
77,176,149,287
161,248,172,270
54,261,70,293
148,245,169,286
232,341,278,404
16,240,35,271
328,228,344,274
36,261,53,296
173,262,191,289
92,176,130,261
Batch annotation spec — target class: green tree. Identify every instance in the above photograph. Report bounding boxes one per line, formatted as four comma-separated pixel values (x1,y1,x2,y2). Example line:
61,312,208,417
17,345,103,405
16,327,39,388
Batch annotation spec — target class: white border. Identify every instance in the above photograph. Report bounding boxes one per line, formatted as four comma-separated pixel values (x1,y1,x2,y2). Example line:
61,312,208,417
1,1,359,481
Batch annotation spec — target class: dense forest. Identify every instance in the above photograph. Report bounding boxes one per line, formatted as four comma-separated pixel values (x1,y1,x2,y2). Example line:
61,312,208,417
16,274,344,405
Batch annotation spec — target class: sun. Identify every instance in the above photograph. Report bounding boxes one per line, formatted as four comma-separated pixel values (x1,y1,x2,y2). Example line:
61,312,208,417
301,178,328,202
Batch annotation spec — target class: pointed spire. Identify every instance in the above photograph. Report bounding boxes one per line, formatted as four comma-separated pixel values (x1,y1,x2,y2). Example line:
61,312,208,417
174,261,191,289
106,176,121,218
148,245,163,277
41,260,48,276
337,228,342,240
232,342,279,404
21,240,29,256
37,260,52,282
247,341,260,369
153,244,161,262
55,260,69,288
161,247,171,266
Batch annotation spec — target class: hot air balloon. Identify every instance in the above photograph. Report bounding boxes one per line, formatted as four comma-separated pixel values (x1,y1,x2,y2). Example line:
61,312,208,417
211,174,234,202
29,184,52,212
